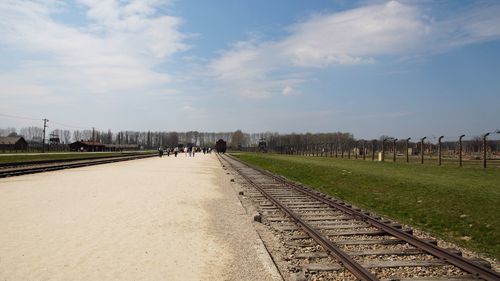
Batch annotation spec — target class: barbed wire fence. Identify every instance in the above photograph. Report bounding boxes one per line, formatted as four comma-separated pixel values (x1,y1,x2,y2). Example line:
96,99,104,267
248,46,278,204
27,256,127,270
244,130,500,169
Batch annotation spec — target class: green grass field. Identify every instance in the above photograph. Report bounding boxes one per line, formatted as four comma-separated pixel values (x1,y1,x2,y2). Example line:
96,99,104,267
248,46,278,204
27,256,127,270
0,151,151,164
233,152,500,259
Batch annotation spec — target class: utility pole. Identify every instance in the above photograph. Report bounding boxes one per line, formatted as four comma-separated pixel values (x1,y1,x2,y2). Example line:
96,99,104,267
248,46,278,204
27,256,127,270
42,118,49,153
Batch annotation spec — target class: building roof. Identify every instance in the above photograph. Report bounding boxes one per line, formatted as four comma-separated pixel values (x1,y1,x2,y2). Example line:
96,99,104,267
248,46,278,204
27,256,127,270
70,141,106,147
0,136,26,145
104,144,139,148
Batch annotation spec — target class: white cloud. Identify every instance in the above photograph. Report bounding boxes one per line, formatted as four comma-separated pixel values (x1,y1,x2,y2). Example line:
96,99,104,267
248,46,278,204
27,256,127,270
0,0,188,104
208,40,306,99
282,85,298,96
181,105,194,112
280,1,428,67
209,1,500,99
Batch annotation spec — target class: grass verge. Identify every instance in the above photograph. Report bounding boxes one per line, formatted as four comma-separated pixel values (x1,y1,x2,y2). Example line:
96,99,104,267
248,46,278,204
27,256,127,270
233,152,500,259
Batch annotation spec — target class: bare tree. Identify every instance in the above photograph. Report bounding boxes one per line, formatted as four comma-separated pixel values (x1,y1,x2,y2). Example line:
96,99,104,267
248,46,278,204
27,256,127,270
0,127,16,137
73,130,82,142
62,130,71,144
231,130,245,148
166,132,179,148
19,126,43,141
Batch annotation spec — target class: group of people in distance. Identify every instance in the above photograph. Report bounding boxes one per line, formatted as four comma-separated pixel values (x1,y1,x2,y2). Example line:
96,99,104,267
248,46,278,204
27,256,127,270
158,146,212,158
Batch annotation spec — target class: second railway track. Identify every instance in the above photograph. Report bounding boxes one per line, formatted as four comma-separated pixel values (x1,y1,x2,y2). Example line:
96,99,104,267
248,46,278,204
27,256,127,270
0,153,156,178
218,153,500,281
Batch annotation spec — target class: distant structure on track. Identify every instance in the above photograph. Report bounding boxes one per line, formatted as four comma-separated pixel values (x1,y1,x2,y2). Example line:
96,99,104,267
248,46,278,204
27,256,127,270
215,139,227,153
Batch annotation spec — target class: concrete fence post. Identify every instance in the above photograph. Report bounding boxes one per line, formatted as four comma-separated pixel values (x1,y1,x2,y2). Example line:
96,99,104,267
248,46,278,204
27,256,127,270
438,136,444,166
381,138,388,162
393,138,398,162
405,138,411,163
363,140,366,160
483,133,490,168
371,140,376,161
348,142,351,159
458,135,465,167
335,141,338,158
341,141,344,158
420,137,427,164
336,136,339,158
355,141,358,159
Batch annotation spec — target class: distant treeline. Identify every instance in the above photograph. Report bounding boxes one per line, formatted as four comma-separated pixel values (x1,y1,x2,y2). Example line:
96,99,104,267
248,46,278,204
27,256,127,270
0,127,498,152
240,132,500,154
1,127,239,148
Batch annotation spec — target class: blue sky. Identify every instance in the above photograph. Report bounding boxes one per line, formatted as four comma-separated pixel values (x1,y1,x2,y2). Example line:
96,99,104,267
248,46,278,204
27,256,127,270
0,0,499,140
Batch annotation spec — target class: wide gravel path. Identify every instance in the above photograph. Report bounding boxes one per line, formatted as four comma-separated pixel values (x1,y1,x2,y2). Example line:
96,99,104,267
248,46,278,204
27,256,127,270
0,153,282,281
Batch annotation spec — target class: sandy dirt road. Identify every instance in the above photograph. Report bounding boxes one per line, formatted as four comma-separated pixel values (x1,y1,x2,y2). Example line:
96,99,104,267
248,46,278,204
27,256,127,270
0,153,282,281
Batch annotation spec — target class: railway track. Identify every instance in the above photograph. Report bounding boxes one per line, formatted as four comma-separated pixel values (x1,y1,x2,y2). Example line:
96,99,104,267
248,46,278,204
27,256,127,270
0,153,156,178
0,153,149,169
218,153,500,281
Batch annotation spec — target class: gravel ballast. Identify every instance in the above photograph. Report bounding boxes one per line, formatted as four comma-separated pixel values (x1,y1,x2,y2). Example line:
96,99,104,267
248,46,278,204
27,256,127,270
0,154,282,281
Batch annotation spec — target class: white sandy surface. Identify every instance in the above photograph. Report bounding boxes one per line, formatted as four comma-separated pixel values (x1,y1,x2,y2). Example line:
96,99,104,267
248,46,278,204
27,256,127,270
0,154,282,281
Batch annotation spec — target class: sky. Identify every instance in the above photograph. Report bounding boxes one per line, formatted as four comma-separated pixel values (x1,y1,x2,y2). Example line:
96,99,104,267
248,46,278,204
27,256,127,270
0,0,499,140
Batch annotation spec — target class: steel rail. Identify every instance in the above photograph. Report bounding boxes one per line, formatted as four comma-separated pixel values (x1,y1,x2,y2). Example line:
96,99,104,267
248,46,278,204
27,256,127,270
225,153,500,281
220,154,379,281
0,154,156,178
0,153,144,168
